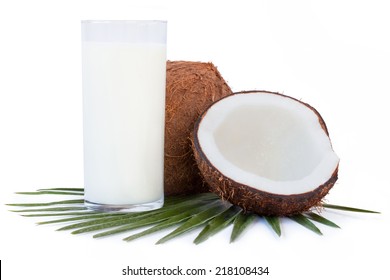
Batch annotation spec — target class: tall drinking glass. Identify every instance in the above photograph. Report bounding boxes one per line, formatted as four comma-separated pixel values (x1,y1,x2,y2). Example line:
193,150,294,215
81,20,166,211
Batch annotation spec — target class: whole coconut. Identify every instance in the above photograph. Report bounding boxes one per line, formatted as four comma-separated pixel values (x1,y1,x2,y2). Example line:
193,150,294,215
165,61,232,196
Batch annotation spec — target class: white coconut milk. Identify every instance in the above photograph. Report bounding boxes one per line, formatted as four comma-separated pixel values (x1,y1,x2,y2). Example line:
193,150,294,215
82,42,166,206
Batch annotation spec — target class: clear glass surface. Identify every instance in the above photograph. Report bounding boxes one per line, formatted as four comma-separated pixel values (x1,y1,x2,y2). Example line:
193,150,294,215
81,20,167,212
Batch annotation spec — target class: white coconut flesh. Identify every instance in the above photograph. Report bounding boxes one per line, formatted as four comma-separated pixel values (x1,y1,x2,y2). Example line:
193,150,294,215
197,93,339,195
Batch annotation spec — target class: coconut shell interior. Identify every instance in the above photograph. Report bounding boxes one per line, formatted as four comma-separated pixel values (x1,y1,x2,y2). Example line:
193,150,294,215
192,91,339,216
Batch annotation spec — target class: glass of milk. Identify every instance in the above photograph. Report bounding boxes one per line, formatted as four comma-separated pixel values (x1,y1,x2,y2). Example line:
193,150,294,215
81,20,166,212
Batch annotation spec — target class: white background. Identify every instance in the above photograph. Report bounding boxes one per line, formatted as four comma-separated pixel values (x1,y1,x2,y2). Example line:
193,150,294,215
1,0,389,279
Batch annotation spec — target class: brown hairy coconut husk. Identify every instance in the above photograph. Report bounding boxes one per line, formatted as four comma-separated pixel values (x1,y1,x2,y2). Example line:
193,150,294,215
192,90,339,216
164,61,232,196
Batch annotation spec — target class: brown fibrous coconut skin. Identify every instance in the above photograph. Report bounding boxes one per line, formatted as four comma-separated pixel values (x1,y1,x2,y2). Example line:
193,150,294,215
192,90,339,216
164,61,232,196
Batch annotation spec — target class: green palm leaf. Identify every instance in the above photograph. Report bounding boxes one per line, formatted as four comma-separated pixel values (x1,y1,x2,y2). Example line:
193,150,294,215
323,204,380,214
38,188,84,192
11,206,87,212
15,191,83,196
305,212,340,228
289,214,322,235
194,206,241,244
264,216,282,237
93,200,213,238
156,201,229,244
123,205,209,242
230,212,257,243
58,211,153,232
7,199,84,207
22,211,104,217
38,213,126,225
6,188,379,244
64,195,216,234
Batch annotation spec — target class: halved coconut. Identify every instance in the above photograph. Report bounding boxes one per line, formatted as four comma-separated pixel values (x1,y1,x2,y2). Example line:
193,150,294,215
192,90,339,216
